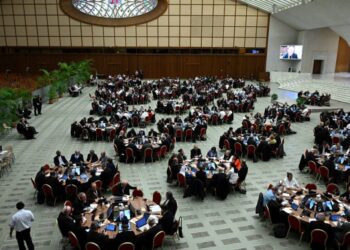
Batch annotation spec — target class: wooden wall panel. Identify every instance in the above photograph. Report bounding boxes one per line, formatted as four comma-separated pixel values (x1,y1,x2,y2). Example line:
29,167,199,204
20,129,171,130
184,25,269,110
0,53,267,79
335,37,350,73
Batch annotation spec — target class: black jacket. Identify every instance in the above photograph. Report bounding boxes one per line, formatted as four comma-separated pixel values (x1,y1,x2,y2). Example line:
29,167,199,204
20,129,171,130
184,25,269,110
54,155,68,166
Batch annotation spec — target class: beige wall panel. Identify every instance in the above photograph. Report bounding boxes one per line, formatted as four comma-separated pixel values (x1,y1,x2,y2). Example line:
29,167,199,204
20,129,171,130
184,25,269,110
169,37,179,47
223,37,234,47
245,37,256,47
159,37,168,47
82,37,93,46
137,37,147,47
104,37,115,47
234,37,245,47
256,37,267,47
71,37,82,46
202,27,212,37
50,36,60,46
202,37,212,47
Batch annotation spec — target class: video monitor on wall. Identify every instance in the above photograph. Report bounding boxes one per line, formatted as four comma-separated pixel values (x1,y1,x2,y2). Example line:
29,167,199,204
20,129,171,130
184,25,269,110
280,45,303,60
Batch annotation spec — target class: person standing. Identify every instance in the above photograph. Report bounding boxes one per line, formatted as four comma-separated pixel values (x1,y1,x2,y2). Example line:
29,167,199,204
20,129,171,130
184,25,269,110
9,201,35,250
33,95,42,116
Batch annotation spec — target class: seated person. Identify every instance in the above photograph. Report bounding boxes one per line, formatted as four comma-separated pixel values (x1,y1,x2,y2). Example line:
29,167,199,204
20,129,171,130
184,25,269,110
57,205,76,237
232,154,242,171
138,216,162,250
161,192,178,216
334,220,350,247
86,150,98,164
86,222,110,250
190,145,202,159
86,182,102,203
70,150,84,166
220,150,232,161
308,213,333,249
113,216,138,248
282,172,300,190
158,209,175,235
227,166,239,186
206,147,218,158
73,192,90,215
16,118,38,139
44,171,63,198
65,173,82,192
262,185,277,206
340,185,350,202
210,168,230,200
112,180,136,196
54,150,68,167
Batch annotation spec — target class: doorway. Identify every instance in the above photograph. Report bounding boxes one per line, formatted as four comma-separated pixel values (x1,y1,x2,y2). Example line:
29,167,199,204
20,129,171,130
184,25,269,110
312,60,323,74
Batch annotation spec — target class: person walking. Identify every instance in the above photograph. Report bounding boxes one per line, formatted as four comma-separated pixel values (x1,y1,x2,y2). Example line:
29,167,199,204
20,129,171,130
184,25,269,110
9,201,35,250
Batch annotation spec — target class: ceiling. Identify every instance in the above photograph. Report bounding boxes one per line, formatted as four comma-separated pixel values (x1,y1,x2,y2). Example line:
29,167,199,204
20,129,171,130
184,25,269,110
239,0,313,13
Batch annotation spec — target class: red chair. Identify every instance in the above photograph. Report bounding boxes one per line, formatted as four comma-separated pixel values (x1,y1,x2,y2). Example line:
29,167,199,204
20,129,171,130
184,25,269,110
175,129,183,142
94,180,103,191
159,145,167,159
199,127,206,140
152,231,165,249
95,128,103,141
224,139,230,151
125,148,135,163
106,105,113,114
177,173,186,187
132,116,139,127
118,242,135,250
144,148,153,163
145,116,151,126
65,184,78,200
211,114,219,125
85,241,100,250
113,144,119,157
152,191,161,205
278,124,285,136
332,136,340,144
308,161,319,179
112,172,120,186
326,183,340,195
31,178,37,199
305,183,317,191
242,120,249,129
234,142,242,157
185,129,193,142
111,184,119,195
318,166,329,182
337,231,350,249
286,215,304,244
246,145,256,160
310,229,328,248
42,184,57,206
109,128,116,142
132,189,144,197
68,231,81,250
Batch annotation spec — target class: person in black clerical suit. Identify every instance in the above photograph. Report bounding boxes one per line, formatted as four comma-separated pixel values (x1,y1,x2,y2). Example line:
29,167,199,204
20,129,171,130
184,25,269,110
190,145,202,159
70,151,84,165
86,222,111,250
112,180,136,196
112,217,138,249
54,150,68,167
86,150,98,164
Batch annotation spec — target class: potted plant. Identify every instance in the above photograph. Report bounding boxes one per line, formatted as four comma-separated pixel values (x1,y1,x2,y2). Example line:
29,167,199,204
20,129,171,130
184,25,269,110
271,93,278,103
48,84,58,104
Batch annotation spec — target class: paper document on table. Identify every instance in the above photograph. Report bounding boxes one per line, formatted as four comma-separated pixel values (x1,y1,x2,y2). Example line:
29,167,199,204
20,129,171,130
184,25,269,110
150,205,162,214
282,208,292,214
308,218,316,222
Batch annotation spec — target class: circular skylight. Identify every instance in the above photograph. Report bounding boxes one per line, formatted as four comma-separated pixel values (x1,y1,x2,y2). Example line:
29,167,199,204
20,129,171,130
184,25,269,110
73,0,159,19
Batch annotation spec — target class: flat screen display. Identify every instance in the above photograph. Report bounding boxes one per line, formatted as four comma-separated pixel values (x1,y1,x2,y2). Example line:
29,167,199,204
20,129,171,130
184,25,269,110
280,45,303,60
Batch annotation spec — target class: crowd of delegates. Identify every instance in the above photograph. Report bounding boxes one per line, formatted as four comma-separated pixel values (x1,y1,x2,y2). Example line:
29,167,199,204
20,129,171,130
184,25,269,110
16,117,38,139
156,116,207,142
155,99,191,115
185,105,234,126
34,150,118,204
57,190,178,250
256,172,350,250
263,102,311,123
71,107,156,141
113,128,173,163
298,90,331,106
90,75,151,115
167,145,248,200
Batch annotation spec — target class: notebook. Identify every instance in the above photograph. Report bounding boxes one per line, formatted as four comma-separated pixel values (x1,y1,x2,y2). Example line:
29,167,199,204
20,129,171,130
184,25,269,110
105,224,116,231
330,214,341,222
136,213,150,229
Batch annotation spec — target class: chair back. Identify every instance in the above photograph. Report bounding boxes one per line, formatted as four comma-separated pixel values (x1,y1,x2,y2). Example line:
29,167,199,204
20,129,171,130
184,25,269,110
144,148,153,158
109,129,116,141
176,129,182,141
152,191,161,205
31,178,37,189
310,229,328,246
85,241,101,250
132,189,144,197
307,161,317,174
211,114,218,125
305,183,317,191
65,184,78,197
199,127,206,138
163,127,169,135
132,116,139,127
177,173,186,187
288,215,302,233
118,242,135,250
96,128,103,138
242,120,249,129
111,184,119,195
94,180,103,191
68,231,80,249
42,184,54,199
326,183,339,194
160,145,167,157
234,142,242,154
152,231,165,249
340,231,350,247
247,145,256,156
278,124,285,135
126,148,134,158
113,172,120,186
224,139,230,150
318,166,329,179
185,129,193,139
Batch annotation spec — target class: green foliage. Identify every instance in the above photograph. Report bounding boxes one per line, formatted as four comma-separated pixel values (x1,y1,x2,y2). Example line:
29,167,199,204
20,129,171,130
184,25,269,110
0,88,31,133
271,93,278,101
48,84,57,100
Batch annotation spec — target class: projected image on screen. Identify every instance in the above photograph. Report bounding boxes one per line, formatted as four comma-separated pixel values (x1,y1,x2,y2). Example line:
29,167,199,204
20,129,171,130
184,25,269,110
280,45,303,60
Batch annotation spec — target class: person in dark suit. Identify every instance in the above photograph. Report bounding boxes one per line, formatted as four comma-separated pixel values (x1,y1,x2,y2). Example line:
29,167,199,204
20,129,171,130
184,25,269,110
86,182,102,203
112,217,138,248
334,221,350,247
86,150,98,164
86,222,110,250
54,150,68,167
73,192,90,215
70,151,84,165
33,95,42,116
256,137,271,161
87,170,100,186
57,206,76,237
100,166,113,191
65,174,81,192
210,168,230,200
112,180,136,196
283,46,298,59
138,216,163,250
44,172,63,197
190,145,202,159
161,192,178,216
158,210,175,235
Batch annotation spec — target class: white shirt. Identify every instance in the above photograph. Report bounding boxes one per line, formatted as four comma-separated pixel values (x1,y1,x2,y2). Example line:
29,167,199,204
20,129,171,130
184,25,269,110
9,209,34,232
58,156,65,166
141,112,149,121
283,177,299,189
227,168,239,184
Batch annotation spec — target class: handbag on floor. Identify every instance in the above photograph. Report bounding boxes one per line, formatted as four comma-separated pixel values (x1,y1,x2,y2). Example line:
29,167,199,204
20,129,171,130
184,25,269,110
178,216,184,238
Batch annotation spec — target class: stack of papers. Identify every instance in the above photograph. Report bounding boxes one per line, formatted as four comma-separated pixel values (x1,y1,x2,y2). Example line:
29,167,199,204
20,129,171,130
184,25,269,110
149,205,161,214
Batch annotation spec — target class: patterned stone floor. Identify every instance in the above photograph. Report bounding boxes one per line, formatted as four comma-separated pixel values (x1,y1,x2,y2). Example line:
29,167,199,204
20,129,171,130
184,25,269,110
1,82,350,250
